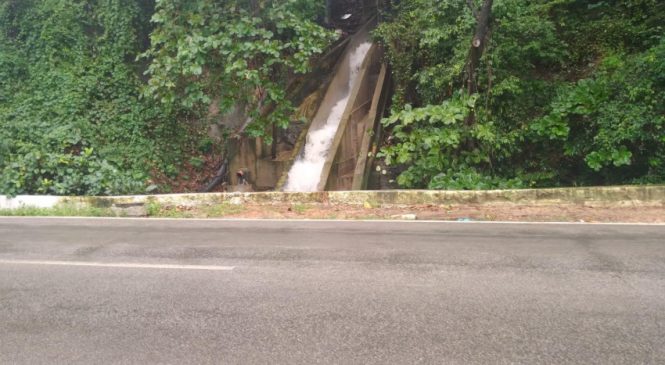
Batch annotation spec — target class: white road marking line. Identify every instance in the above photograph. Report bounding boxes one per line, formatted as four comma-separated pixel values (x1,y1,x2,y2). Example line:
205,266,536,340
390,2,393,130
0,259,235,271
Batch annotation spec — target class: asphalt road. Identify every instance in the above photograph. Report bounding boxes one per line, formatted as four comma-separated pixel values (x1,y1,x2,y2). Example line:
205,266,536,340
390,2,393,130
1,217,664,364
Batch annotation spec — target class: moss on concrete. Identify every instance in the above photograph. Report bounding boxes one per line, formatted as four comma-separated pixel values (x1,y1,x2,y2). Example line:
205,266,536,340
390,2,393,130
195,186,665,207
2,186,663,219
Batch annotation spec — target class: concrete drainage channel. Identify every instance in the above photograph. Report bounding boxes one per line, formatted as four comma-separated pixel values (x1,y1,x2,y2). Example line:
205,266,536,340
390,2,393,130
0,186,663,220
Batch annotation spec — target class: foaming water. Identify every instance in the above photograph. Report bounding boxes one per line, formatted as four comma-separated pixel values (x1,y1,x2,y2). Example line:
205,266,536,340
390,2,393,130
284,42,372,192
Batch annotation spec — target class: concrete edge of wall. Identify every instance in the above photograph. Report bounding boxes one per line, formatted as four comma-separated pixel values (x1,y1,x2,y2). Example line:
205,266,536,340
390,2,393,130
1,186,664,211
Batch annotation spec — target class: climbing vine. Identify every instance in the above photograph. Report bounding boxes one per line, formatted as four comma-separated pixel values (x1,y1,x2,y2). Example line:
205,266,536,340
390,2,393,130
0,0,183,196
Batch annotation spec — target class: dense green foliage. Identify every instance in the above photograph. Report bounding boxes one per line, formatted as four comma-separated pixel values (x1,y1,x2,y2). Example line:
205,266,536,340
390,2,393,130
376,0,665,189
0,0,174,195
141,0,335,137
0,0,331,195
2,0,662,195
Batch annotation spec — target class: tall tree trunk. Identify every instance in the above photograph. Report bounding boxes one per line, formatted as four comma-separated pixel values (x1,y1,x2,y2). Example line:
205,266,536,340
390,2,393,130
466,0,493,126
468,0,493,95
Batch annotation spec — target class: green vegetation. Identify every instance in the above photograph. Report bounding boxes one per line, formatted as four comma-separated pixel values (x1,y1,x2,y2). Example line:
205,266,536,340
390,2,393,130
1,0,662,195
0,201,245,218
376,0,665,189
0,0,173,196
144,199,245,218
0,0,332,196
141,0,335,137
291,203,310,214
0,203,114,217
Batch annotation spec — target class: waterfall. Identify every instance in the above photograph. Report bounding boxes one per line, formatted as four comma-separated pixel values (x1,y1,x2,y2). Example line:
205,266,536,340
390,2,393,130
284,42,372,192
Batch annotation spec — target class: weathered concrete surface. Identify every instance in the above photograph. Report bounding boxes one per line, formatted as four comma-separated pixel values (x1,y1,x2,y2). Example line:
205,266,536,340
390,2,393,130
110,185,665,207
110,203,147,217
320,186,665,207
1,186,664,213
0,195,61,209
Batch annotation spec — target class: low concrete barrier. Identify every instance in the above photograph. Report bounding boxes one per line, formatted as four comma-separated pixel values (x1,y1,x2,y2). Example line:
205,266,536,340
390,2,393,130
2,186,663,213
0,195,62,209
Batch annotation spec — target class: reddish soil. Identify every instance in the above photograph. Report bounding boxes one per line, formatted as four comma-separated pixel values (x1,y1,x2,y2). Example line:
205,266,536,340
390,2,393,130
169,202,665,223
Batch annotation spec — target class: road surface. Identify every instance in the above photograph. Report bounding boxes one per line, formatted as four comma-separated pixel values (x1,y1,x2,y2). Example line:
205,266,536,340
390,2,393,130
1,217,664,364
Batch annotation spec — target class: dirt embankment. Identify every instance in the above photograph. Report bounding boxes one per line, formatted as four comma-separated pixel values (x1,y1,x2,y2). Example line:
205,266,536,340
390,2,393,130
154,201,664,223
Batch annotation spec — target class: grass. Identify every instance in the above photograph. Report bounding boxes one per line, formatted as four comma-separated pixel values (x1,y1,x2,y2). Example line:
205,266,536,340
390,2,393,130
291,203,310,214
0,204,115,217
202,203,246,217
143,200,246,218
0,201,247,219
151,208,196,218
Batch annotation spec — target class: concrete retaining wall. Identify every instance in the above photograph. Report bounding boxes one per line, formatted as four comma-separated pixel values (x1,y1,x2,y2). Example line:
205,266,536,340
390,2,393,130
2,186,663,212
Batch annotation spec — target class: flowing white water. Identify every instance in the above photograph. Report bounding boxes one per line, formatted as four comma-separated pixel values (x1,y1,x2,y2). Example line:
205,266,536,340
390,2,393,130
284,42,372,192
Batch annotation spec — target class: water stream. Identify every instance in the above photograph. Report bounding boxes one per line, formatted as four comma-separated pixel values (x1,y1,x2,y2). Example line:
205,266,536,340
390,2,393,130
284,41,372,192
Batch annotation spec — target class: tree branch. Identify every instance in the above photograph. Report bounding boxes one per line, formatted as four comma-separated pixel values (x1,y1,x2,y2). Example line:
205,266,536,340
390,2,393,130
234,91,268,136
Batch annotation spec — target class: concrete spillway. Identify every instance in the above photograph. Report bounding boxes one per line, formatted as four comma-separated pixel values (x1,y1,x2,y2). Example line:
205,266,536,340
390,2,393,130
284,36,372,192
225,19,389,192
279,22,389,192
